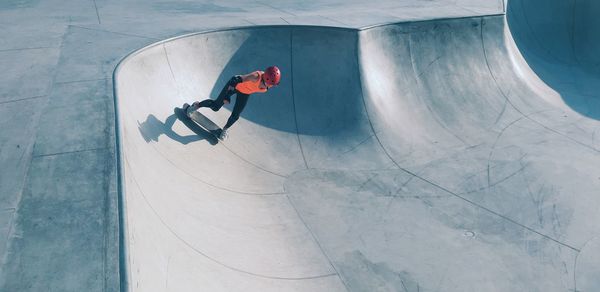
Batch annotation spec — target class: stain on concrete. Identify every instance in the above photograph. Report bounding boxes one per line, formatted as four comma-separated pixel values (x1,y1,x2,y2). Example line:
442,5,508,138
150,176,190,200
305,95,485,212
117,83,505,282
153,2,244,14
0,0,40,10
339,250,420,292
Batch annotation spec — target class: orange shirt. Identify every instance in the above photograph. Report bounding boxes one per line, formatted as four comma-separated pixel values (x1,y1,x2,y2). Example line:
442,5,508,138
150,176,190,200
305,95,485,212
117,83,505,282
235,71,267,94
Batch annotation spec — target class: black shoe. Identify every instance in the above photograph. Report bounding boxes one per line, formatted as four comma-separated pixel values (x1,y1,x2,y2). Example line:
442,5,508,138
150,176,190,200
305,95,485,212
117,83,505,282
182,103,191,117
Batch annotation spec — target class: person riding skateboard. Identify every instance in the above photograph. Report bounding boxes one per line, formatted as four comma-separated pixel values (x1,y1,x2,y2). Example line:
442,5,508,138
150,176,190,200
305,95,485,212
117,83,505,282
184,66,281,140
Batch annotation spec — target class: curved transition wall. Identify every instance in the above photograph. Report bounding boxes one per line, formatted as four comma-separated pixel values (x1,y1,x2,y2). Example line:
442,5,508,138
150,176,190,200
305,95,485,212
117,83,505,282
114,3,600,292
507,0,600,120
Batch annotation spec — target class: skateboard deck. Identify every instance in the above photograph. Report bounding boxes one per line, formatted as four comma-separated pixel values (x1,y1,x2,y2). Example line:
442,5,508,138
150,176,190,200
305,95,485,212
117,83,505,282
182,103,222,139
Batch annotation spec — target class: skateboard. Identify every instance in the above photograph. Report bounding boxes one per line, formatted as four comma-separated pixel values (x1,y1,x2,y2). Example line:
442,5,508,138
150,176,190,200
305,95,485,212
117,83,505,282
182,103,223,140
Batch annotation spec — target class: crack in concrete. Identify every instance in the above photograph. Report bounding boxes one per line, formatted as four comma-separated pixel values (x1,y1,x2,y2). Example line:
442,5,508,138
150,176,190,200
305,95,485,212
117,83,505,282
289,29,309,170
256,1,297,17
0,46,57,53
69,25,159,40
92,0,101,25
0,95,46,105
32,147,108,158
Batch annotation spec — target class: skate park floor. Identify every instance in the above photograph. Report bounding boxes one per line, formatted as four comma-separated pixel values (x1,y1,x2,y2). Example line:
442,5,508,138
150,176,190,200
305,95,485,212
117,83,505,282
2,0,600,291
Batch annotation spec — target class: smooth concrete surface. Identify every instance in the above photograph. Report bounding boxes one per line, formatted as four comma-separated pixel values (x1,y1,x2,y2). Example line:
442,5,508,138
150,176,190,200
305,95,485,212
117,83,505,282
507,0,600,121
0,1,506,291
2,0,600,291
115,4,600,292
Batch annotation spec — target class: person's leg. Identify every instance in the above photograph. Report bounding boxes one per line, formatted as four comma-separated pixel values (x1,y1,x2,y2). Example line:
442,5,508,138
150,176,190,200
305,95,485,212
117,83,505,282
187,80,236,114
223,93,249,129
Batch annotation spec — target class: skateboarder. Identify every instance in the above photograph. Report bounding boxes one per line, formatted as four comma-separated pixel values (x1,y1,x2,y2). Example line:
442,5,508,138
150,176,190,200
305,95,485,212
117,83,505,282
184,66,281,140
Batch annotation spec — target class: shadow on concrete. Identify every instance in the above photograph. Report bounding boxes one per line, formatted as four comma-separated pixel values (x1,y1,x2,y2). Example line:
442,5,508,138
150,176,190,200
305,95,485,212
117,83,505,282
137,108,218,145
507,0,600,120
205,27,364,135
205,28,295,133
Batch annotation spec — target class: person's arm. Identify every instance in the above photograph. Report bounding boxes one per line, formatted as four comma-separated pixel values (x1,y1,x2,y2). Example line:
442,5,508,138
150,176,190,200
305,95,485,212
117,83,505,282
240,71,260,82
227,72,260,90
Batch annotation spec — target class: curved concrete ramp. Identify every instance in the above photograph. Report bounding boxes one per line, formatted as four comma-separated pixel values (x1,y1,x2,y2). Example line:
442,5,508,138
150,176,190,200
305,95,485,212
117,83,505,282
114,11,600,292
507,0,600,120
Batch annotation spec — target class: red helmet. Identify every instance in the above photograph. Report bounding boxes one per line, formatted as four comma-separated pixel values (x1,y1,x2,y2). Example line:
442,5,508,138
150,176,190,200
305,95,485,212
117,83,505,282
263,66,281,86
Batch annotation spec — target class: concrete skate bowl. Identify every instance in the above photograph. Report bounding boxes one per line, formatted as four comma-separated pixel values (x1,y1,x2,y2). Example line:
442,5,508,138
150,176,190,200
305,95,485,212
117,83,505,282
114,9,600,292
507,0,600,120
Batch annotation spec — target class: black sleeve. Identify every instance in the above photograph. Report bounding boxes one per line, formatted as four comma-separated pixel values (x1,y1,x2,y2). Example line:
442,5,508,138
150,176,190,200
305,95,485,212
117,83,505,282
228,75,243,86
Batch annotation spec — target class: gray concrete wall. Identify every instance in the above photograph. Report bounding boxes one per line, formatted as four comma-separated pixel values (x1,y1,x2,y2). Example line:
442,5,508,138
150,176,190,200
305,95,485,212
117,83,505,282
4,0,600,291
508,0,600,120
0,2,504,291
114,11,600,292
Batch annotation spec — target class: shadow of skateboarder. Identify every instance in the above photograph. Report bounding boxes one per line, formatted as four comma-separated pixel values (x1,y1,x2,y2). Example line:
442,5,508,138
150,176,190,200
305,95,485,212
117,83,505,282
137,107,218,145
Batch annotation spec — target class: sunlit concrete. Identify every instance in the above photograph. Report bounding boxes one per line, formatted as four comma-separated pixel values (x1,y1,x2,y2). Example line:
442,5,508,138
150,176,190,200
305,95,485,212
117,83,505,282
2,0,599,291
115,2,600,291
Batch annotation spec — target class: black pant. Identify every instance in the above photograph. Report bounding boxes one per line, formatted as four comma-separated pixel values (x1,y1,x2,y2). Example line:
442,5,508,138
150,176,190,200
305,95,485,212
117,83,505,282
197,80,249,129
